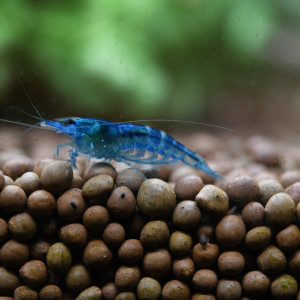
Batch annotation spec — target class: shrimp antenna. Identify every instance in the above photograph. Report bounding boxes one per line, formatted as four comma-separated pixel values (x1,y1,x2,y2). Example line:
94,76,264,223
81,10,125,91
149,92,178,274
0,118,45,129
0,121,45,145
121,119,234,132
5,106,42,121
17,77,44,120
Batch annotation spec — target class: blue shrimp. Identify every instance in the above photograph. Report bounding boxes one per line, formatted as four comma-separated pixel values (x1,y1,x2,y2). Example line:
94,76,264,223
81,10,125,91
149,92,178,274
40,117,223,179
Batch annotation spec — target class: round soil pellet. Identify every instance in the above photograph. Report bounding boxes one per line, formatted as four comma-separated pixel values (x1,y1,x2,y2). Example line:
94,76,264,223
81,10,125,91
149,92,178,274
257,245,287,275
71,174,84,189
276,224,300,252
174,175,204,200
215,215,246,248
56,188,86,222
0,239,29,269
242,270,270,297
40,160,73,194
115,291,136,300
279,170,300,188
0,185,27,214
46,242,72,274
81,174,114,204
0,218,8,243
2,158,31,180
19,260,48,288
217,251,245,276
59,223,88,249
84,162,117,181
75,286,102,300
258,178,284,205
140,221,170,249
33,159,53,177
191,294,216,300
162,280,190,300
216,279,242,300
115,265,141,291
195,184,229,217
83,205,110,231
8,212,37,241
0,266,20,295
30,240,51,261
107,186,136,219
0,171,5,191
192,243,219,268
83,240,112,270
4,175,14,186
289,249,300,274
297,202,300,220
192,269,218,292
103,223,126,247
143,249,172,278
15,171,40,195
27,190,56,218
14,285,38,300
66,264,91,292
137,277,161,300
265,192,295,227
227,175,259,206
241,202,264,228
169,231,193,257
245,226,272,250
118,239,144,264
137,178,176,218
101,282,119,300
270,274,298,299
173,256,195,281
39,285,62,300
116,168,145,194
172,200,201,230
285,182,300,206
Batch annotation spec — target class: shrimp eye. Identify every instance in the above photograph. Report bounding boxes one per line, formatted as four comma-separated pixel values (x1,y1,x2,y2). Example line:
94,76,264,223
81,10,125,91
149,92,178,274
63,119,76,126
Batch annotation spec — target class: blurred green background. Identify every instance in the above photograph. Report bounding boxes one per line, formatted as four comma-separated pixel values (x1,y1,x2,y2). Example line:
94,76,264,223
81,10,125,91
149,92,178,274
0,0,300,132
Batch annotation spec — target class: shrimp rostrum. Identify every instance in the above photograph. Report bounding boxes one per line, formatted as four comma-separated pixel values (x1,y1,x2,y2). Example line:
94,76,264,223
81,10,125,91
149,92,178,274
40,117,222,180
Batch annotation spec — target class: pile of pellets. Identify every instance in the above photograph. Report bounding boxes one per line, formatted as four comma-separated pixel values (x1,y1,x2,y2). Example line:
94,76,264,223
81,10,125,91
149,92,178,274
0,134,299,300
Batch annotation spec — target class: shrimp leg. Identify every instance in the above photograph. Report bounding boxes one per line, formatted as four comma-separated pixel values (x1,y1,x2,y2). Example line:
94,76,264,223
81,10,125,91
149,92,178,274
54,142,73,160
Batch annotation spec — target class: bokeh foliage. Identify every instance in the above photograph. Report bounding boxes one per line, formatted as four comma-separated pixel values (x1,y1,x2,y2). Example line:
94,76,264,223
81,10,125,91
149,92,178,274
0,0,299,120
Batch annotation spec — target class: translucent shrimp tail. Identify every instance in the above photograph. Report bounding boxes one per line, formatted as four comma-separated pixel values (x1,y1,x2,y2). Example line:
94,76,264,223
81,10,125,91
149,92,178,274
195,161,223,180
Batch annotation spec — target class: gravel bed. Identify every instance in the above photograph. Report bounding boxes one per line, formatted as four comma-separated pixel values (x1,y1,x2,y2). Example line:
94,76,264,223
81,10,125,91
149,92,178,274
0,132,299,299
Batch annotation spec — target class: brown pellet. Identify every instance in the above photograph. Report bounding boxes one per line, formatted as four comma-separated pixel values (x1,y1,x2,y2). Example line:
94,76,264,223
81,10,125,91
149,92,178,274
40,160,73,194
39,285,62,300
215,215,246,248
56,188,86,222
103,223,126,247
174,175,204,200
19,260,48,288
107,186,136,219
118,239,144,265
143,249,172,278
27,190,56,218
83,205,110,231
0,185,27,214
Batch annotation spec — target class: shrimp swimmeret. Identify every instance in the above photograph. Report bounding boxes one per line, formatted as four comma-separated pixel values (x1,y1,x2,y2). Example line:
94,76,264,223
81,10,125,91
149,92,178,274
38,117,223,180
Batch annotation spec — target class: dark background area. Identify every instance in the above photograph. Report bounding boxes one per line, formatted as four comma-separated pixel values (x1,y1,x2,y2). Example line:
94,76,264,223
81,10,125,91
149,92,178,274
0,0,300,136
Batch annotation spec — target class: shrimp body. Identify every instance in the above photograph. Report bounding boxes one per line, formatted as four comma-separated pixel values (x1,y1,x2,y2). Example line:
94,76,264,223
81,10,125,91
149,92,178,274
40,117,222,179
